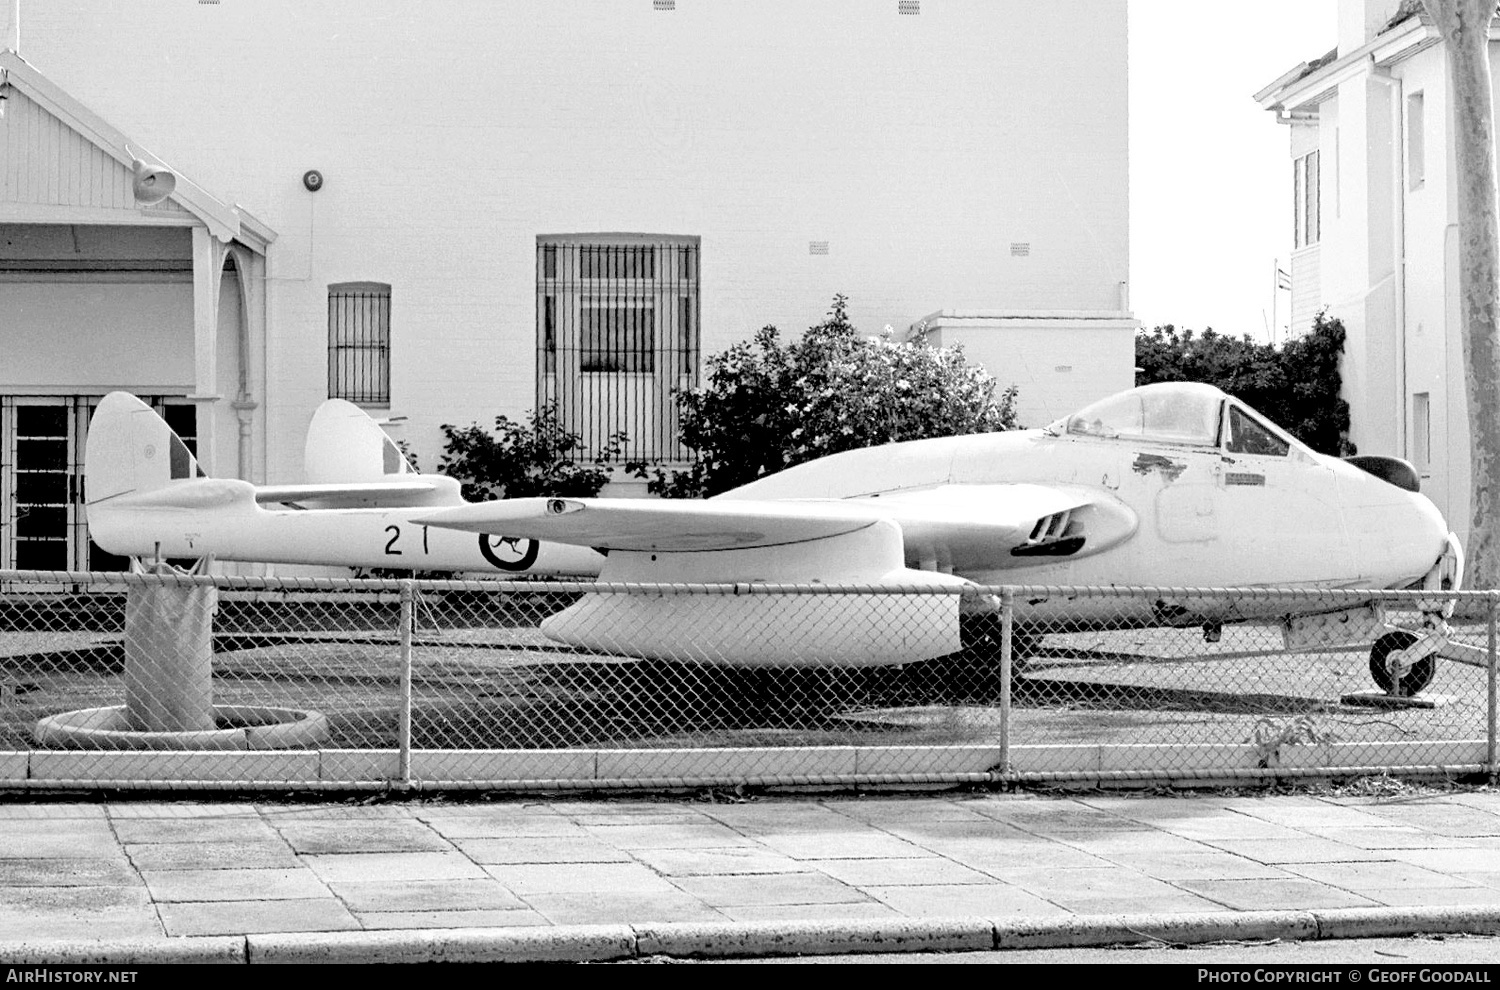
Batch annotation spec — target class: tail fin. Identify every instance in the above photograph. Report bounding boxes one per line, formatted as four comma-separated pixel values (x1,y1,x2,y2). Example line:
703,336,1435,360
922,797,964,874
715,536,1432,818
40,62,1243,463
84,392,205,506
304,398,417,484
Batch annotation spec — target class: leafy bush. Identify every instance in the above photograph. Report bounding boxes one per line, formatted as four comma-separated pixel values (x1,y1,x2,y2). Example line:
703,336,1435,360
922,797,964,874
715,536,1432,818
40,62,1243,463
1134,311,1355,456
635,295,1020,498
438,406,626,501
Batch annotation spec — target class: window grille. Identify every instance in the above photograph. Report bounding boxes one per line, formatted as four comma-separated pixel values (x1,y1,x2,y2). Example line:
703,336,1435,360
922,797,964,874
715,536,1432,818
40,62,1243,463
328,282,391,405
537,237,700,462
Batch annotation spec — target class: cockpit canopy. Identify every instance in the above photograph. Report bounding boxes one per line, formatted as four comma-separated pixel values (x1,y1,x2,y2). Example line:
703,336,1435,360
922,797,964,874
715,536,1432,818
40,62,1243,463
1052,382,1297,456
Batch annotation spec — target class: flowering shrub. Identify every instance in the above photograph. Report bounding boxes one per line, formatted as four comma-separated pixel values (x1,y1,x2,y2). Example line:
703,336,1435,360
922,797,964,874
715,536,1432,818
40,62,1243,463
1134,311,1355,456
634,295,1020,498
438,406,626,501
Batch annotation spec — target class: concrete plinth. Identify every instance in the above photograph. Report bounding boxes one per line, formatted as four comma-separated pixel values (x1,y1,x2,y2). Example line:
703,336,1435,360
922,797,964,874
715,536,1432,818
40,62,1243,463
33,704,330,751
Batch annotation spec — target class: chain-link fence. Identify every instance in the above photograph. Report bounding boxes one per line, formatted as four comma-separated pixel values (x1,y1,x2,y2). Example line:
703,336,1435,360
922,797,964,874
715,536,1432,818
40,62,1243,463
0,569,1493,790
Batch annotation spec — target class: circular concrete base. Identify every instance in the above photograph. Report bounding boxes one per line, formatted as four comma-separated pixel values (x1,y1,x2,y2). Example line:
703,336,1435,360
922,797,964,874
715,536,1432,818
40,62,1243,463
33,705,330,750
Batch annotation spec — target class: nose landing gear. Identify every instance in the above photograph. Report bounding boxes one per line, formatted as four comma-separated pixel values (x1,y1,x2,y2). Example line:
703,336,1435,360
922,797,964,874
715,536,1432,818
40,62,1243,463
1368,629,1437,697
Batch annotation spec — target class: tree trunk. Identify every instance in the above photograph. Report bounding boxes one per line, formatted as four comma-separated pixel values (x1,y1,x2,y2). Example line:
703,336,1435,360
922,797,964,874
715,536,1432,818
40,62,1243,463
1424,0,1500,588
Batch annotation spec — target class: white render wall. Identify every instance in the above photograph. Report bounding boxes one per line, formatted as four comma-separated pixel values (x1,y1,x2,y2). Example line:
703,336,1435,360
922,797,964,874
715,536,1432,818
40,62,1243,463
15,0,1129,483
912,313,1136,429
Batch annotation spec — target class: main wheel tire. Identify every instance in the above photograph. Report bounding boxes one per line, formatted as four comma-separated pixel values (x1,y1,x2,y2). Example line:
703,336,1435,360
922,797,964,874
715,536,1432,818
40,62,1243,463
1368,630,1437,696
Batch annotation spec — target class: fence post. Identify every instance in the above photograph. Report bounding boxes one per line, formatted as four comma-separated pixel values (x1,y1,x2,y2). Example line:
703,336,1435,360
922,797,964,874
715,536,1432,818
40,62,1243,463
1489,593,1497,780
998,586,1013,777
398,579,414,787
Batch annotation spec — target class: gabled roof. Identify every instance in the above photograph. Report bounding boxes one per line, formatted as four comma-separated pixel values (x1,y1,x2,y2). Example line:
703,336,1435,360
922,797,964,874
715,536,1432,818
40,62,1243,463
0,50,273,251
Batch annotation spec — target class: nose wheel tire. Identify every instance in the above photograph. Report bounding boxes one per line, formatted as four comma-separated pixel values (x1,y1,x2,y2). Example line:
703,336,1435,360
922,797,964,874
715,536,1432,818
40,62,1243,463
1368,630,1436,696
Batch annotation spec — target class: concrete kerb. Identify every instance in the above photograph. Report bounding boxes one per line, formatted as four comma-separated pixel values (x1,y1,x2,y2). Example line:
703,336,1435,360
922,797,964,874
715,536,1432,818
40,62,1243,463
635,917,997,959
246,926,639,965
7,907,1500,963
0,937,247,964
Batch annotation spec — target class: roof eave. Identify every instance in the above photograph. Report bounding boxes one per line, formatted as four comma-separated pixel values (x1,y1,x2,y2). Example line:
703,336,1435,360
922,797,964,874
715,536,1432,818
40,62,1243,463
1255,17,1437,116
0,50,253,246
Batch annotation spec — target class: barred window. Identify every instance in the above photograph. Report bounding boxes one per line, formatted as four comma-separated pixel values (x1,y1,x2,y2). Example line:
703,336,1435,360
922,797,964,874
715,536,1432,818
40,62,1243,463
538,236,700,461
328,282,391,405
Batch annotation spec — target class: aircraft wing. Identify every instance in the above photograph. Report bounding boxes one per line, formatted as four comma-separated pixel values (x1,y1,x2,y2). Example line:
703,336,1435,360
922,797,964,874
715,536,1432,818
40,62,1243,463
414,483,1135,567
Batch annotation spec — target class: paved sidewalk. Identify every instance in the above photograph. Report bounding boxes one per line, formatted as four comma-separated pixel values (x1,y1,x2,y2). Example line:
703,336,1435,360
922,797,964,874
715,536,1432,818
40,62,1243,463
2,789,1500,961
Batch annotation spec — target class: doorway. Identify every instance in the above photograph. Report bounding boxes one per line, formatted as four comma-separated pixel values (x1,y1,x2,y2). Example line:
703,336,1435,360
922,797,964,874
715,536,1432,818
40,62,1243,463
0,396,197,578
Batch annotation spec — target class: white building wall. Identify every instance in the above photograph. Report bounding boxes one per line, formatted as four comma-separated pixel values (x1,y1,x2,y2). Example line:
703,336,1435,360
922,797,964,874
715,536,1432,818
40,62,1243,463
14,0,1130,484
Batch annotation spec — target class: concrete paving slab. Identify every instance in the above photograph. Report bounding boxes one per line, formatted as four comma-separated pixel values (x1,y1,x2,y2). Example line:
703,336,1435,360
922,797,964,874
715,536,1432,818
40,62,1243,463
825,799,994,824
1199,836,1388,864
1045,890,1233,915
1383,846,1500,876
566,809,715,826
749,830,931,861
811,856,996,887
484,861,682,895
0,804,105,820
329,878,528,913
581,822,760,849
258,804,414,820
0,858,140,887
301,851,487,883
630,846,808,877
1057,828,1254,856
971,800,1153,833
1354,803,1500,836
1356,887,1500,908
523,890,728,925
355,908,551,930
718,902,902,922
699,802,864,830
1077,795,1239,820
106,803,260,819
0,821,124,860
880,819,1038,844
670,872,870,908
1224,801,1401,829
1285,859,1472,891
1154,816,1314,842
141,867,331,902
939,842,1116,872
1097,850,1298,880
714,900,900,924
1300,825,1476,849
999,866,1193,902
1175,877,1383,910
124,841,299,871
451,835,632,865
112,817,278,845
865,882,1069,918
0,887,161,941
274,820,451,854
547,800,688,817
157,897,359,937
421,814,589,839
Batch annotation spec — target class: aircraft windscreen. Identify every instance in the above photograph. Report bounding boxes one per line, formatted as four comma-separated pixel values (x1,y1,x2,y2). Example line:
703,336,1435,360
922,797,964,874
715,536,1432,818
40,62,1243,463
1064,384,1222,446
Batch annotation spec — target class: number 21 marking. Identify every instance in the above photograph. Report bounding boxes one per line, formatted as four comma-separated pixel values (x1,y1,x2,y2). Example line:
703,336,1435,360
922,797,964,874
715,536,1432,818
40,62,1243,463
384,524,430,556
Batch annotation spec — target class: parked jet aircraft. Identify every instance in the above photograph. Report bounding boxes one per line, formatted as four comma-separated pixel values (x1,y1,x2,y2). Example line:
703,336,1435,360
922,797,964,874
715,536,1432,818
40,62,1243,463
84,384,1462,693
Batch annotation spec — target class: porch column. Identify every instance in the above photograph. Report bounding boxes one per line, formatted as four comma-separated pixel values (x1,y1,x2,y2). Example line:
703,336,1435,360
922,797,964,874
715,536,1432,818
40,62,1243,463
191,225,228,475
